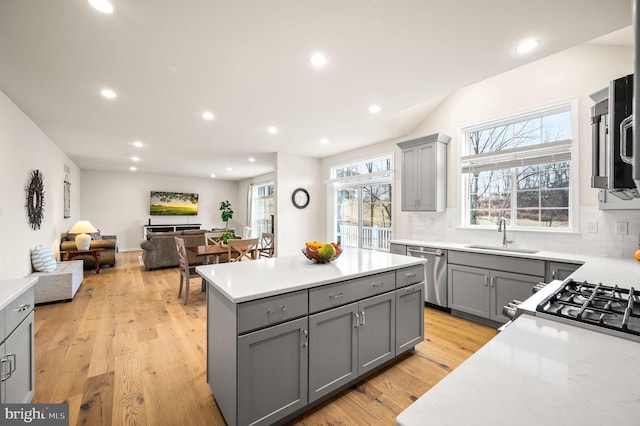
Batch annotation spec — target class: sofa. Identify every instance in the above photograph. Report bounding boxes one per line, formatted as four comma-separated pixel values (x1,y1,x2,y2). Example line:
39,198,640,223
140,229,210,270
60,233,118,269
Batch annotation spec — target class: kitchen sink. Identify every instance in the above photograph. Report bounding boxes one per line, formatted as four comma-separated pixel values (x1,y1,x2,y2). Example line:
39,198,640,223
465,245,539,254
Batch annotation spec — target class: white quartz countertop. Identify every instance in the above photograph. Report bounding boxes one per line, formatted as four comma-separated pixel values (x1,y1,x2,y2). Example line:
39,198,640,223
396,314,640,426
196,248,426,303
0,276,37,311
391,239,640,288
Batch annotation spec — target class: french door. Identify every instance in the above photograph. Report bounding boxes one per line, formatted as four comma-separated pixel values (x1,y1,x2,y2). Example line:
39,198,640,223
335,183,392,251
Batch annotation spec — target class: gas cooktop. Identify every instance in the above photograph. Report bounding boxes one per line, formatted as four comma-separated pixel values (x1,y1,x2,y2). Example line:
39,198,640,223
536,280,640,342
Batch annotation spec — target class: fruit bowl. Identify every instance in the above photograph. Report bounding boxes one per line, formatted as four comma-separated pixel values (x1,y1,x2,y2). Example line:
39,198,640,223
302,242,343,264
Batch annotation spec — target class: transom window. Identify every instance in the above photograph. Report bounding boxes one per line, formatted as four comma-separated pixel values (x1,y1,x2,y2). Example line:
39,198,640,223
460,103,575,230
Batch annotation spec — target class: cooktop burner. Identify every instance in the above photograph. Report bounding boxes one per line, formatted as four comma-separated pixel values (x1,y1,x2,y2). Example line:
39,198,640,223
536,280,640,338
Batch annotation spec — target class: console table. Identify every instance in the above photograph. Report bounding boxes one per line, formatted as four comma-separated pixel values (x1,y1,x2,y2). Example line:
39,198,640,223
143,223,201,239
64,249,103,274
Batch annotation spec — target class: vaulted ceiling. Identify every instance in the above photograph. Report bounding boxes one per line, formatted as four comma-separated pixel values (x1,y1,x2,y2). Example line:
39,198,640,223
0,0,632,180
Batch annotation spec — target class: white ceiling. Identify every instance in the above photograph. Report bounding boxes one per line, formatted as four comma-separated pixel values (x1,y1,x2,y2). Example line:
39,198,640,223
0,0,632,180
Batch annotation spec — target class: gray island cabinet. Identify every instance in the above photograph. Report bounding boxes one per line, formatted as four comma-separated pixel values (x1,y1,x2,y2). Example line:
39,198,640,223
197,249,426,426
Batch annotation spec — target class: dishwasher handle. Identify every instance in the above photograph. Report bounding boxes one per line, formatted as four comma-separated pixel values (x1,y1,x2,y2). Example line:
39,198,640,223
407,247,445,257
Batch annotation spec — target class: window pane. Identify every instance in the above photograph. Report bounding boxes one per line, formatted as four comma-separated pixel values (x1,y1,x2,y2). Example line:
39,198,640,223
540,162,570,189
541,189,569,208
516,191,539,208
513,118,541,148
332,156,392,178
517,208,540,225
541,209,569,227
542,110,571,141
516,165,539,190
336,188,359,248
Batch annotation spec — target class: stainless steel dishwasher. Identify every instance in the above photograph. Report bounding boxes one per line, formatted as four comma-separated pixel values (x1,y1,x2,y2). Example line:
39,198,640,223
407,246,448,310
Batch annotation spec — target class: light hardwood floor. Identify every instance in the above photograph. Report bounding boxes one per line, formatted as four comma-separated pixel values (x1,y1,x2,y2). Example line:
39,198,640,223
33,251,496,425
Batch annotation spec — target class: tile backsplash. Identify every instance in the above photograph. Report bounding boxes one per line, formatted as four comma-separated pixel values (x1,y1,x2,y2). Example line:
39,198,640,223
408,205,640,258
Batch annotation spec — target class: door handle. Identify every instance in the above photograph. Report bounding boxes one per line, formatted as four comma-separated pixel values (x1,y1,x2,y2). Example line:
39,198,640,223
490,277,495,288
620,115,634,165
302,329,308,348
484,276,489,287
360,310,366,326
353,312,360,328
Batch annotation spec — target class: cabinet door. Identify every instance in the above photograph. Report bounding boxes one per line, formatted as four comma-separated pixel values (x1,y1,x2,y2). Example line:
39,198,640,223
389,243,407,256
3,312,34,403
395,283,424,355
357,292,396,375
448,264,490,318
417,143,436,210
490,271,542,323
547,261,580,282
401,146,419,211
238,317,308,426
308,303,358,402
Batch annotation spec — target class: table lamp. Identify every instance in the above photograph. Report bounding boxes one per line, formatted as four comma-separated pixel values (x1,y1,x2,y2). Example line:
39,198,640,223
68,220,98,250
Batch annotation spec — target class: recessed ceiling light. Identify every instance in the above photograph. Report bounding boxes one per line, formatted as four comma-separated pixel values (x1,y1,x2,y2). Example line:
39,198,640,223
131,156,140,162
202,111,214,120
88,0,114,14
320,138,329,145
226,167,233,171
516,38,539,54
310,52,327,67
268,126,278,134
100,88,117,99
210,174,216,178
248,157,255,162
133,140,143,148
369,104,381,114
129,166,137,171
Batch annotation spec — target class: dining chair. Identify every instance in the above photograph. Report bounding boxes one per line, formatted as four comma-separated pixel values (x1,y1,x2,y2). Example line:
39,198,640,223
205,231,229,263
227,238,259,262
175,237,204,304
259,232,275,258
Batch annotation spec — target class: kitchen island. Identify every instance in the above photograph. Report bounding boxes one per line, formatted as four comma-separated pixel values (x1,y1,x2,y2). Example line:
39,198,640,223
196,249,427,426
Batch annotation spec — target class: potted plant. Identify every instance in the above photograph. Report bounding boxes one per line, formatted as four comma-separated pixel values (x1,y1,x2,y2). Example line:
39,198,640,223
220,231,235,245
219,200,233,229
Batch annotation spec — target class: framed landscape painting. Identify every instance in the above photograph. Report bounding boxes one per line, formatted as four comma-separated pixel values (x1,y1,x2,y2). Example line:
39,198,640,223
150,191,199,216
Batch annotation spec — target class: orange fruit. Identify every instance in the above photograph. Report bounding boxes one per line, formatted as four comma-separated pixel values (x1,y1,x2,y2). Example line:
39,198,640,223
635,249,640,262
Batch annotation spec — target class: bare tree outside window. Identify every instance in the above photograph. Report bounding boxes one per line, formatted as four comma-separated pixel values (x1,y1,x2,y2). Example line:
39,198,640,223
466,109,571,228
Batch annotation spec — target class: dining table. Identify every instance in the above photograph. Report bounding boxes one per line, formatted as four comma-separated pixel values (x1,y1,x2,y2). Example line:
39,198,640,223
186,244,229,265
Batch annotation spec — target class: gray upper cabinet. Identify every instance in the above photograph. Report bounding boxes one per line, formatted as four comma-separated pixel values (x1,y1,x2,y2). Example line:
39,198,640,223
397,133,450,212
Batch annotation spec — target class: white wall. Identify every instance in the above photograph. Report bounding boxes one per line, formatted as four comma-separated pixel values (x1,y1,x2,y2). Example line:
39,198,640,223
0,90,82,278
275,153,322,256
320,43,640,258
80,170,239,251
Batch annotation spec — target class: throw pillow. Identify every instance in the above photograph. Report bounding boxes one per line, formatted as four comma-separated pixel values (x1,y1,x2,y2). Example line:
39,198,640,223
31,246,57,273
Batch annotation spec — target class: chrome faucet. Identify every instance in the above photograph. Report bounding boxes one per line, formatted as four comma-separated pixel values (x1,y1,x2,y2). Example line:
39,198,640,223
497,214,513,247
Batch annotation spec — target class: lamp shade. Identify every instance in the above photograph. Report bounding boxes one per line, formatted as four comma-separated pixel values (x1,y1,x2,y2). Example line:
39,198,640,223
69,220,98,250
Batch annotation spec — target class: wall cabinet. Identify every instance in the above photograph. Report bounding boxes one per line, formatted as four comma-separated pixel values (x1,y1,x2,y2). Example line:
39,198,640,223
447,251,544,325
0,279,35,404
397,133,450,212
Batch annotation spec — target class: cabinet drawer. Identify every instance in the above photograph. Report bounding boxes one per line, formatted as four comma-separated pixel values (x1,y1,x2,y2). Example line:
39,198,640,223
238,290,308,334
448,251,544,277
309,272,395,314
4,287,34,337
396,265,425,288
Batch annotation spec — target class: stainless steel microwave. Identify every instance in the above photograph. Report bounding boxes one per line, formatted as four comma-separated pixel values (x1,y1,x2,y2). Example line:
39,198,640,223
590,74,639,200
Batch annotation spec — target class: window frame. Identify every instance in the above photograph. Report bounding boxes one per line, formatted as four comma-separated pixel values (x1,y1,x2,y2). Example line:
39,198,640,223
328,154,394,251
457,99,579,233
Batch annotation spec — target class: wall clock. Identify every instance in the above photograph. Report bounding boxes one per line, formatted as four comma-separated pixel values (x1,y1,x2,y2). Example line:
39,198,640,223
26,169,45,230
291,188,310,209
